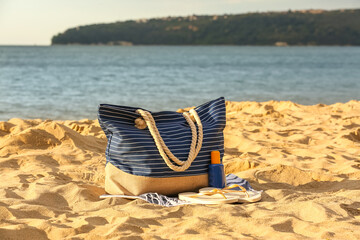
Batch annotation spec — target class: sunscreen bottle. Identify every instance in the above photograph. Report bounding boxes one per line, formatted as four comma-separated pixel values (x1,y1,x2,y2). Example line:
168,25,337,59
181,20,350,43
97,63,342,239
208,151,226,188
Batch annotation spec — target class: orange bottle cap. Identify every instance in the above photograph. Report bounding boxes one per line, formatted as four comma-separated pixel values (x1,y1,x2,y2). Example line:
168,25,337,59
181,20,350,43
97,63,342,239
211,151,221,164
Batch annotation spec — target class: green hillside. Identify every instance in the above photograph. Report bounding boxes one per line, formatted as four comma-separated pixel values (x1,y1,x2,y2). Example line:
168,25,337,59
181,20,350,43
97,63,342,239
51,9,360,46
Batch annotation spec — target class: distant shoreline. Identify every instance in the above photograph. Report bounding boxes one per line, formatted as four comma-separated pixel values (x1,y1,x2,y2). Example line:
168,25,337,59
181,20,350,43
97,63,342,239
51,9,360,46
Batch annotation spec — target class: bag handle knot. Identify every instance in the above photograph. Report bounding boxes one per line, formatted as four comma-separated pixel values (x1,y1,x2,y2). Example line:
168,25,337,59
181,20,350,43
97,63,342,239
134,117,147,129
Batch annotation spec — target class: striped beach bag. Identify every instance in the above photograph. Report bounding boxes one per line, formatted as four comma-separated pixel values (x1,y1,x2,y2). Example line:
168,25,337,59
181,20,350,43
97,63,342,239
98,97,226,196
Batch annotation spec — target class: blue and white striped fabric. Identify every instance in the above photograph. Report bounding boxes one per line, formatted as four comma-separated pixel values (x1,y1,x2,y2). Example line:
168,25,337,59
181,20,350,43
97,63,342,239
98,97,226,177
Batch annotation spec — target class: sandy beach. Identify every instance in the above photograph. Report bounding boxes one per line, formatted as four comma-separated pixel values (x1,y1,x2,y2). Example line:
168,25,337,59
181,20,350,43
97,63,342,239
0,100,359,239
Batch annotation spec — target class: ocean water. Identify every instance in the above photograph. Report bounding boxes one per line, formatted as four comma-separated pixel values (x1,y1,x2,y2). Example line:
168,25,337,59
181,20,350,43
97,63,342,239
0,46,359,121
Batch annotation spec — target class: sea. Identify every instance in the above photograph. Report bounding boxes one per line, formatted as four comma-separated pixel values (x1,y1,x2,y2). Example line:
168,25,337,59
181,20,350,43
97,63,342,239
0,46,359,121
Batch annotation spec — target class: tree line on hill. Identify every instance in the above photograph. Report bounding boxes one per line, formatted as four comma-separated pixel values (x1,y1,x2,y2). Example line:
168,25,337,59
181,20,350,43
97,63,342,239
51,9,360,46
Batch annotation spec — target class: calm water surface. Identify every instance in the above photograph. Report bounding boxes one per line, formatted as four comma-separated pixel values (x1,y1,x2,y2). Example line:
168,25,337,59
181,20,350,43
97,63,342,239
0,46,359,120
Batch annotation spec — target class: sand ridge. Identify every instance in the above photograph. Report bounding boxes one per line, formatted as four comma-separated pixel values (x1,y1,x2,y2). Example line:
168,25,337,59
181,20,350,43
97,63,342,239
0,101,359,239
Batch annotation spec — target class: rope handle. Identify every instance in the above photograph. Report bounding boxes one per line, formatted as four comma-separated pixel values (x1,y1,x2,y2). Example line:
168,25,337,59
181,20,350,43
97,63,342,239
135,109,203,172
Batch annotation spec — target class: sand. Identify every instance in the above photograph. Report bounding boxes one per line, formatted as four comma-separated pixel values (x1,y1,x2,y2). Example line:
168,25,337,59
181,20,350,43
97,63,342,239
0,100,359,239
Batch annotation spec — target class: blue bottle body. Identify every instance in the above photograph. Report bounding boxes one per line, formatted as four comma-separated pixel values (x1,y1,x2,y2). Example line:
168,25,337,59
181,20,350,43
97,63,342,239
208,164,226,188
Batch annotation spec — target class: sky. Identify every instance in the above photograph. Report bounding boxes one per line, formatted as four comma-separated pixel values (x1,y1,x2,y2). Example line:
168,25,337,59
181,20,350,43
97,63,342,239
0,0,359,45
